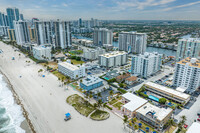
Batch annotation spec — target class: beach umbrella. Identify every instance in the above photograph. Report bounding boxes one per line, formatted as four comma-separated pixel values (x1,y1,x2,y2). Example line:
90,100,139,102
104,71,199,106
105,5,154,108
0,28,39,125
146,127,149,131
153,131,156,133
139,123,142,127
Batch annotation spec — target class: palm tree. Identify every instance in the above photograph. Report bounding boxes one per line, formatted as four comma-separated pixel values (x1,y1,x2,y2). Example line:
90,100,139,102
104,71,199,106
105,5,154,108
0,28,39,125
93,103,98,109
97,92,102,99
97,99,102,109
181,115,186,123
128,122,132,133
89,94,93,101
109,90,114,96
134,125,138,130
123,115,128,129
167,119,175,133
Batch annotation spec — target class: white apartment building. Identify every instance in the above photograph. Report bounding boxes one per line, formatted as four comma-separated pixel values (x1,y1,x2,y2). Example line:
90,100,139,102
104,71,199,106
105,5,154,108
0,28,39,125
93,28,113,45
34,20,71,49
136,103,173,130
119,31,147,54
34,21,53,45
173,57,200,93
32,45,52,61
176,38,200,61
83,48,105,60
131,52,162,78
53,21,71,49
99,51,127,68
14,20,30,45
58,62,86,79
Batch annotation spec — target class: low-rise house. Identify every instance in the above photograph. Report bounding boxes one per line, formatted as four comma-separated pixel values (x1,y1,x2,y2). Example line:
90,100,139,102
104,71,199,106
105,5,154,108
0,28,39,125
105,70,119,80
125,76,138,85
116,73,130,83
136,103,173,130
121,93,148,117
80,75,103,91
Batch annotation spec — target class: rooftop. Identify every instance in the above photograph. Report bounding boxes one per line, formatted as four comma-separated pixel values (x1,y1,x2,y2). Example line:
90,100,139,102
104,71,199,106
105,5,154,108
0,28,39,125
122,92,148,112
177,57,200,68
58,62,80,71
81,75,103,86
125,76,138,81
100,51,127,58
136,103,173,121
145,82,190,100
116,73,130,80
187,122,200,133
33,45,51,50
120,31,146,35
133,52,162,59
179,38,200,43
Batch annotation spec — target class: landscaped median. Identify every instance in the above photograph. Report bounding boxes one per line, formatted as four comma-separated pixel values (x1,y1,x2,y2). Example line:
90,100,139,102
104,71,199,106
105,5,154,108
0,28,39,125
67,94,95,117
66,94,110,120
90,109,110,121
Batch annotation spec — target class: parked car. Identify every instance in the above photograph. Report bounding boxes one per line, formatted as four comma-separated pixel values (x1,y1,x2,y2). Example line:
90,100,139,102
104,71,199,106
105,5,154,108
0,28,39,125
184,124,188,128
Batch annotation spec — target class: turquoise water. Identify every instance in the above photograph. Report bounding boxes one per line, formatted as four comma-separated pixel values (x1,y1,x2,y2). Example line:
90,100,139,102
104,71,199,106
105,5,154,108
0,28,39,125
0,74,25,133
148,95,159,102
72,35,177,56
104,77,110,80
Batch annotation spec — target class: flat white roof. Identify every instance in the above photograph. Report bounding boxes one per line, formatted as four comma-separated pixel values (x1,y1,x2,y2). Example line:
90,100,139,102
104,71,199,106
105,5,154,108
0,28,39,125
176,87,187,93
136,103,173,121
100,51,127,58
187,122,200,133
145,82,190,100
122,93,148,112
58,62,80,71
82,75,103,86
33,45,51,50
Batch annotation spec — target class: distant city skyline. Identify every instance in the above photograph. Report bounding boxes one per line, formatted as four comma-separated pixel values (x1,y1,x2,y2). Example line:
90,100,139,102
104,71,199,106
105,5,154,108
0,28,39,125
0,0,200,20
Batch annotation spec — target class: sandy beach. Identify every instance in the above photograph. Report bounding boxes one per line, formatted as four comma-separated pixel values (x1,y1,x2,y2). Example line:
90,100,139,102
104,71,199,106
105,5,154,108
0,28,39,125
0,42,128,133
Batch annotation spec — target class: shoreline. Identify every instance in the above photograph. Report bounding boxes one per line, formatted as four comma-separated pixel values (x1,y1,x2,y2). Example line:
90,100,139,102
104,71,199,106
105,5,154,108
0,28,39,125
0,70,36,133
0,41,128,133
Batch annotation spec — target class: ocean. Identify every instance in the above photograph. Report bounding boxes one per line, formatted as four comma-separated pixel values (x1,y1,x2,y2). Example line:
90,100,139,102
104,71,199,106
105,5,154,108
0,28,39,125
0,74,25,133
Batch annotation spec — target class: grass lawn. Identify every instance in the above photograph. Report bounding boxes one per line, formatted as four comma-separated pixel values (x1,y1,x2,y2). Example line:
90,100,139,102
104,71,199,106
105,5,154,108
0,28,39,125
113,102,123,110
40,62,58,69
67,94,95,117
69,50,83,55
165,126,177,133
52,70,66,80
71,59,85,65
109,98,118,105
90,109,110,121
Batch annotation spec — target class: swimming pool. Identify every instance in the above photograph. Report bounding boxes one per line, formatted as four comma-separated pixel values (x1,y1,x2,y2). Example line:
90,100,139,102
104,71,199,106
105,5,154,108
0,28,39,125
104,77,110,80
149,95,159,102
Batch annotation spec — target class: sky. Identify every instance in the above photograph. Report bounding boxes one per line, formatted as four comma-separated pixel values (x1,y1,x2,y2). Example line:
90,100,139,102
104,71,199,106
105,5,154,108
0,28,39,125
0,0,200,20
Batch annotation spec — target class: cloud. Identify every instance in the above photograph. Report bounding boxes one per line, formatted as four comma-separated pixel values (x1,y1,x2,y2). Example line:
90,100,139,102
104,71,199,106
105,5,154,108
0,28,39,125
62,3,68,7
163,1,200,11
115,0,176,10
51,5,59,8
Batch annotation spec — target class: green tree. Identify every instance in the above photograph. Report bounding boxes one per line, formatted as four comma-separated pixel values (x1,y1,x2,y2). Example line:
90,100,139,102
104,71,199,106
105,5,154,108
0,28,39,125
159,98,167,104
123,115,128,129
109,90,114,96
128,122,132,133
97,99,102,109
167,119,175,133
